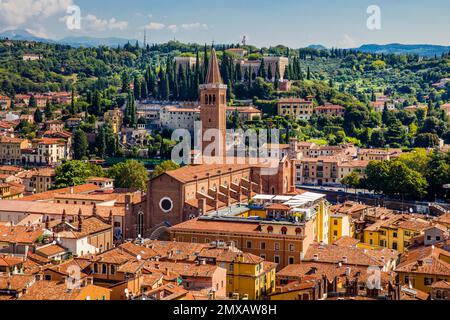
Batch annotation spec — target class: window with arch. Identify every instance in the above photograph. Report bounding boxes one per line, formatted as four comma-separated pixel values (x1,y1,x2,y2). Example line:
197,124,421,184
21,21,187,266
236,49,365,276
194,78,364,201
281,227,288,235
110,265,116,275
93,263,98,274
102,264,107,274
137,212,144,237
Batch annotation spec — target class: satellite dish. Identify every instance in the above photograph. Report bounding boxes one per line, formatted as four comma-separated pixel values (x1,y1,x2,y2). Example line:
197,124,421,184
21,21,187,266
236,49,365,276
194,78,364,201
137,255,142,261
86,296,91,300
124,288,129,294
52,241,57,245
138,234,142,239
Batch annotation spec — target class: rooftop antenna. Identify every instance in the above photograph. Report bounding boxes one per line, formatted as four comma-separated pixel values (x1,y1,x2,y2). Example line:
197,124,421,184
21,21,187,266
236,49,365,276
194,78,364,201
242,35,247,46
143,30,147,47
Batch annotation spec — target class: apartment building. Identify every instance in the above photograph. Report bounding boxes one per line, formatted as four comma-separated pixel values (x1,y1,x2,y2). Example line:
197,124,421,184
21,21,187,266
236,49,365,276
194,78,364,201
170,192,330,270
314,103,346,117
263,57,289,81
0,136,29,165
277,97,314,120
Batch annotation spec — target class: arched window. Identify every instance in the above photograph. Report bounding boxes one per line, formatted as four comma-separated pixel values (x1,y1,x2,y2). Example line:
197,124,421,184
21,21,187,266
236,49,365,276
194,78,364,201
267,226,273,234
137,212,144,237
102,264,107,274
110,265,116,275
295,228,302,235
281,227,288,235
93,263,98,274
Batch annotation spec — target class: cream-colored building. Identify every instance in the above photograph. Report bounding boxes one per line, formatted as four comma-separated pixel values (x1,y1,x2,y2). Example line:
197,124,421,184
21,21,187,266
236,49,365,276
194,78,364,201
263,57,289,81
0,136,29,165
22,138,67,166
174,56,198,71
159,105,200,132
277,98,314,120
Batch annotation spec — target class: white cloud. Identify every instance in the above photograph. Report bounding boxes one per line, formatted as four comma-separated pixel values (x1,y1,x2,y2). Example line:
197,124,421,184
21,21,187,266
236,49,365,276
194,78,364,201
83,14,128,31
144,22,166,30
0,0,73,28
180,23,208,32
167,25,178,33
141,21,209,33
338,33,357,48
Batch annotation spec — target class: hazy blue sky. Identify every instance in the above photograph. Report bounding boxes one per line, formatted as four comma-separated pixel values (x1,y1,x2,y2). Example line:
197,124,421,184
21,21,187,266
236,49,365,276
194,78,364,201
1,0,449,47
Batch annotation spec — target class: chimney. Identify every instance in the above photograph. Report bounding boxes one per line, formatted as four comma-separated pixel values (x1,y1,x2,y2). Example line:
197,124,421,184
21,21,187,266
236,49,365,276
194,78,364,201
109,210,113,225
313,254,319,262
342,256,348,264
61,209,66,223
45,216,49,229
92,203,98,217
76,210,82,230
345,267,351,277
199,198,207,216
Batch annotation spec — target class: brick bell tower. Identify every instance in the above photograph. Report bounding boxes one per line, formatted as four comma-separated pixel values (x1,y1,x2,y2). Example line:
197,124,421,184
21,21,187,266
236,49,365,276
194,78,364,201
200,48,228,158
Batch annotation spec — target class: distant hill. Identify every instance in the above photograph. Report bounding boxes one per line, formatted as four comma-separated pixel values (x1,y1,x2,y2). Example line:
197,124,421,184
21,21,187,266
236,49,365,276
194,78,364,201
307,44,327,50
0,29,53,43
58,36,138,48
356,43,450,57
0,29,137,48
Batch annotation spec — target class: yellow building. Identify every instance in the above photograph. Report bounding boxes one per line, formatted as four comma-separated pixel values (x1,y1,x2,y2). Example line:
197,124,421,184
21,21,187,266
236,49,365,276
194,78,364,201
201,249,277,300
329,213,353,243
104,108,123,134
0,183,24,200
277,97,314,121
363,215,429,253
395,246,450,294
315,200,330,244
269,280,318,300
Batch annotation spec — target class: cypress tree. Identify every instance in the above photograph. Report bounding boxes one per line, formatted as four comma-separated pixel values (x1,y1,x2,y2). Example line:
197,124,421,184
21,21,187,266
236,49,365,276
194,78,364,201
44,100,53,120
73,129,88,160
33,107,43,123
267,65,273,82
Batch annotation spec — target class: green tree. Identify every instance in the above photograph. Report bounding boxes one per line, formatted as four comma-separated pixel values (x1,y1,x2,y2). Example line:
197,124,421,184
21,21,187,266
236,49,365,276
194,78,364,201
28,96,37,108
108,160,149,191
425,150,450,200
385,119,407,147
44,100,53,120
341,171,361,192
414,133,441,148
33,107,43,123
73,129,89,160
152,160,180,178
55,161,104,188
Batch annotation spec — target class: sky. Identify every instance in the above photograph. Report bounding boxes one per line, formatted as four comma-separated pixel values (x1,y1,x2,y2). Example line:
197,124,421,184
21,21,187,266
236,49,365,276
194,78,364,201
0,0,449,48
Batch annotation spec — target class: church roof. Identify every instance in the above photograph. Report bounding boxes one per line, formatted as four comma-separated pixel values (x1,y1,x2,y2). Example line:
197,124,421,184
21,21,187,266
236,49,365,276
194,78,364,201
205,48,222,84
